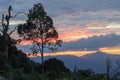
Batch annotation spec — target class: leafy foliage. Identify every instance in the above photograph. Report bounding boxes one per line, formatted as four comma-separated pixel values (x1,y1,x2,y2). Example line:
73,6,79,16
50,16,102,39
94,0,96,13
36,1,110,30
44,58,69,73
17,3,62,73
17,3,59,43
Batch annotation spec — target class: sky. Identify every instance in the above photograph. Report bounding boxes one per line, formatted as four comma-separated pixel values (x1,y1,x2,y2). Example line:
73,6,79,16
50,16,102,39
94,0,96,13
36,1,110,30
0,0,120,57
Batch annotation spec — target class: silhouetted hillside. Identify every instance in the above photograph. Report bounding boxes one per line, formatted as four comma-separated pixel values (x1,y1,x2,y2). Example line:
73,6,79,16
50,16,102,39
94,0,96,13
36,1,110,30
31,51,120,73
82,51,120,73
30,55,89,71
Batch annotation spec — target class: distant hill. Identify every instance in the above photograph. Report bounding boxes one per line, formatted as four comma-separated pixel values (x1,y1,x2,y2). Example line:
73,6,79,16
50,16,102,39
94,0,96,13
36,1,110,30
81,51,120,73
30,51,120,73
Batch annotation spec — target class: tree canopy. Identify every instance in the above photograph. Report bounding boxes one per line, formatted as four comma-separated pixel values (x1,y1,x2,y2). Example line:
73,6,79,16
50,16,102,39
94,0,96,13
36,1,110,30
17,3,58,42
17,3,61,74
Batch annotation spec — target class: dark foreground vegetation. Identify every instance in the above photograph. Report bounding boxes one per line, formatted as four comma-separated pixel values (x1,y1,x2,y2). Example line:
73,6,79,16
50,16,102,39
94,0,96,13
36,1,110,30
0,37,120,80
0,35,120,80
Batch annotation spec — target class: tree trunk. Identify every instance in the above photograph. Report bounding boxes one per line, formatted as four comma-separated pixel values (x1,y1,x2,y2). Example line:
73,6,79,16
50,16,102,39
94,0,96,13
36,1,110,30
2,5,12,58
41,42,44,74
3,33,8,58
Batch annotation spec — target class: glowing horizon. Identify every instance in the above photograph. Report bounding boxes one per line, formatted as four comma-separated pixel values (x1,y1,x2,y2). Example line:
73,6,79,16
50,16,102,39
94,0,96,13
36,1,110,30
26,47,120,58
99,47,120,55
26,50,97,57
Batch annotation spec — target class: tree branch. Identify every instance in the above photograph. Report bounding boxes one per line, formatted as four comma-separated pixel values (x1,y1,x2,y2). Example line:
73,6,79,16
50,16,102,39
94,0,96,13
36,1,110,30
2,14,6,31
8,26,16,35
11,12,27,18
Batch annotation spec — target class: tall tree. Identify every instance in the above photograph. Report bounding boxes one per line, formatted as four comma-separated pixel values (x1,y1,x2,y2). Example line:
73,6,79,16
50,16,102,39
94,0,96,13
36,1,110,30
0,5,25,57
17,3,61,74
0,6,16,57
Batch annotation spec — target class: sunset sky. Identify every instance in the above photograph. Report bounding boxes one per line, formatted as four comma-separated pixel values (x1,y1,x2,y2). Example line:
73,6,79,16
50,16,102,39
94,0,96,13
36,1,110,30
0,0,120,57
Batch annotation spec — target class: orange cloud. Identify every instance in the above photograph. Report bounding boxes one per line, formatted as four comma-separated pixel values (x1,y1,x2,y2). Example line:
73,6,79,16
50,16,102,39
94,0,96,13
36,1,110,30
18,37,58,45
19,28,106,45
58,28,106,42
18,22,111,46
19,40,33,45
59,29,90,42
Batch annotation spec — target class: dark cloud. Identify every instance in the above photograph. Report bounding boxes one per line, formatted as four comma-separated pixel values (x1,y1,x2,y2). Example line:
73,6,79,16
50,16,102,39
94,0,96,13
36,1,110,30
1,0,120,18
40,0,120,17
58,34,120,51
1,0,120,52
18,33,120,52
0,0,120,25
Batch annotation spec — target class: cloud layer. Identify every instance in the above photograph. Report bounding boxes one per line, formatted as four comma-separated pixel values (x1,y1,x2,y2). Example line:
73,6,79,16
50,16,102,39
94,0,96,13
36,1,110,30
18,34,120,54
1,0,120,55
58,34,120,51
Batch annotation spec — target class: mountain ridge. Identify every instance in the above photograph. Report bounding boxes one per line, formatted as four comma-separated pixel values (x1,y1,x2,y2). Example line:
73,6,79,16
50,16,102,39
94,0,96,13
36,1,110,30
30,51,120,73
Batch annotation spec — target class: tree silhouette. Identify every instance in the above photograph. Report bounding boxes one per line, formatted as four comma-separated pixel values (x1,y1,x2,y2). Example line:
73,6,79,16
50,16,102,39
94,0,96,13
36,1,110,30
17,3,61,74
0,5,26,57
44,58,69,73
0,6,14,57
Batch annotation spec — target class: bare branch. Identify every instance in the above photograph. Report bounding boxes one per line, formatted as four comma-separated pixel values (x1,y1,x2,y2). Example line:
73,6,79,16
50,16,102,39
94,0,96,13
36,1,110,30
8,5,12,18
11,12,27,18
8,26,16,35
2,14,6,31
